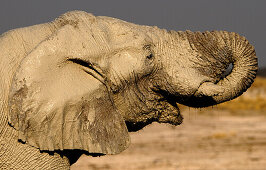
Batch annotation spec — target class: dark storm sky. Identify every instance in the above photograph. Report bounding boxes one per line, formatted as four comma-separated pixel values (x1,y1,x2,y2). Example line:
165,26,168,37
1,0,265,68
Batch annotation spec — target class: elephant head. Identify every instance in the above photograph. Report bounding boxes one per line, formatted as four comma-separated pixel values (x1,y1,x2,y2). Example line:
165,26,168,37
1,11,257,167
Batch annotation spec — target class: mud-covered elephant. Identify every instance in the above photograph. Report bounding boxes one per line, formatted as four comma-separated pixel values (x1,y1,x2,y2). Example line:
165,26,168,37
0,11,257,169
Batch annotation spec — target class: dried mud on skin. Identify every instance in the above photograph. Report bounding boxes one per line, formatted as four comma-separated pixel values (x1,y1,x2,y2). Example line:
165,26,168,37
71,109,266,170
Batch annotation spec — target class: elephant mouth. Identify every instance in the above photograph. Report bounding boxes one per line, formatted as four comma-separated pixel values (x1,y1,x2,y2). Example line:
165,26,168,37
180,95,218,108
153,80,223,108
121,67,241,131
168,62,236,108
176,81,225,108
125,91,183,132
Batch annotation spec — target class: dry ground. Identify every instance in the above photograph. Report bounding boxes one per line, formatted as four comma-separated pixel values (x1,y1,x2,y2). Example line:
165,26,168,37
71,77,266,170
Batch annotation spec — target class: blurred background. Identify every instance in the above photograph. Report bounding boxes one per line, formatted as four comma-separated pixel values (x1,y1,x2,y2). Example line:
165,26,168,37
1,0,265,169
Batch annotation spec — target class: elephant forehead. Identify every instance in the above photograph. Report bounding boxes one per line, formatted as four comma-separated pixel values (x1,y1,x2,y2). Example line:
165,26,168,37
97,16,153,47
110,49,144,68
110,28,151,48
55,13,154,54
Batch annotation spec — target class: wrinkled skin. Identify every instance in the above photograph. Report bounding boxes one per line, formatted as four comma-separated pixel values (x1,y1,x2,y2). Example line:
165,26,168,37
0,11,257,169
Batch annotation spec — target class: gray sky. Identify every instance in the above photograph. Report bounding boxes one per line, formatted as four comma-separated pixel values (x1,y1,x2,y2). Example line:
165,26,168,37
1,0,265,68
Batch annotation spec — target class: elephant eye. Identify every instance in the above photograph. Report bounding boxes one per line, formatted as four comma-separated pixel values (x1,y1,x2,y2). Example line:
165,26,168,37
143,44,154,60
146,54,153,59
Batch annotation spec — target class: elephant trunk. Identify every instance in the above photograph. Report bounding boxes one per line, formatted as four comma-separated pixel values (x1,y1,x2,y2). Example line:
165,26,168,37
210,31,257,104
176,31,258,107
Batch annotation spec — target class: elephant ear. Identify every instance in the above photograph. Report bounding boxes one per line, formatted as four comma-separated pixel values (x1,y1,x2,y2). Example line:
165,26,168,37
8,21,130,154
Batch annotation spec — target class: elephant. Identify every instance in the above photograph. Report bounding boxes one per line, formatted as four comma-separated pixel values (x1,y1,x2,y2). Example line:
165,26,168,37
0,11,257,169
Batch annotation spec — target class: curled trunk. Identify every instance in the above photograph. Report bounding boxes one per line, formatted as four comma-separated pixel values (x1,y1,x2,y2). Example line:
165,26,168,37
181,31,258,107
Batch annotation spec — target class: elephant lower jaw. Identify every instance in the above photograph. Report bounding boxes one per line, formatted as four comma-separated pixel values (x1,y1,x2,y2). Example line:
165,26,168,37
125,102,183,132
157,106,183,126
125,113,183,132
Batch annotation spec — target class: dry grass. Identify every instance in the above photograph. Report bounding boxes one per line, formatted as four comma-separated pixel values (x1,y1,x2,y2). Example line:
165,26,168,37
207,131,237,139
218,97,266,112
249,76,266,88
